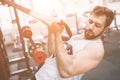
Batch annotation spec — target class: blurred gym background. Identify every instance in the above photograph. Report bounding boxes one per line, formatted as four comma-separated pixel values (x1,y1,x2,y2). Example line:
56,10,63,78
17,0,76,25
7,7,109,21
0,0,120,80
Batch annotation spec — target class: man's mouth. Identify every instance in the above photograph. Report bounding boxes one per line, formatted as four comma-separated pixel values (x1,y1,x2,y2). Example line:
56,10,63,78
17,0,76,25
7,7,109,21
86,29,94,36
85,29,95,39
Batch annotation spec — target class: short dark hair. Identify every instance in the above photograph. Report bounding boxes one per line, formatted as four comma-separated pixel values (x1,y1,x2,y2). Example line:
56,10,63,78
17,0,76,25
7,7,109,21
90,6,114,27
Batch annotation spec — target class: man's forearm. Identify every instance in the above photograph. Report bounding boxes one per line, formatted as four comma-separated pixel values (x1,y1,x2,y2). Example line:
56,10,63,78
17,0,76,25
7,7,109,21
48,32,55,57
55,34,73,76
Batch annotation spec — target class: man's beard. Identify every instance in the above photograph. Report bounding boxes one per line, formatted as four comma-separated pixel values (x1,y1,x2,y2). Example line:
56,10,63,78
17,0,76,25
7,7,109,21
84,29,95,39
84,28,105,40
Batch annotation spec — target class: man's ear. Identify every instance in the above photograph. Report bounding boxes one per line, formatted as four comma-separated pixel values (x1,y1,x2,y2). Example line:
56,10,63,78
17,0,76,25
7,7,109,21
104,26,109,33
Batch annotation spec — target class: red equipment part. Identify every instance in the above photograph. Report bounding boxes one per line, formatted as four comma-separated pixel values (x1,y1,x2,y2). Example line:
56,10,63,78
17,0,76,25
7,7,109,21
33,48,46,64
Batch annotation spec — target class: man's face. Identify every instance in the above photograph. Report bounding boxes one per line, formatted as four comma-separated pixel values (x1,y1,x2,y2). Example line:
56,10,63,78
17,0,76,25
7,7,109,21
85,14,107,39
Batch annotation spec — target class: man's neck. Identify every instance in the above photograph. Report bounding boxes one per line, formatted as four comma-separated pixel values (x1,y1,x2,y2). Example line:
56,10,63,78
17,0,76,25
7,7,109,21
84,36,101,40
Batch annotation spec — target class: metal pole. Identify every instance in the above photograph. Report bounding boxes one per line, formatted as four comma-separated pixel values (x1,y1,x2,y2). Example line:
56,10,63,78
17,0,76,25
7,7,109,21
11,0,31,73
114,10,119,31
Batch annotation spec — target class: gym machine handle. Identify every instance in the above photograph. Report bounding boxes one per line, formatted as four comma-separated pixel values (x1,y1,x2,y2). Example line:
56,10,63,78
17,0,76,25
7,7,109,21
1,0,72,40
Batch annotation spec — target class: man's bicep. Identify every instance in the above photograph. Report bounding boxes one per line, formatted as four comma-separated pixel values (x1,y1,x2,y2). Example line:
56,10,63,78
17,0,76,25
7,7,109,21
73,44,104,74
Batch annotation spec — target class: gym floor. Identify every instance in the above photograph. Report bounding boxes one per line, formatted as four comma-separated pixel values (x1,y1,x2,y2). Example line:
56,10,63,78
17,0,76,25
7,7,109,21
8,28,120,80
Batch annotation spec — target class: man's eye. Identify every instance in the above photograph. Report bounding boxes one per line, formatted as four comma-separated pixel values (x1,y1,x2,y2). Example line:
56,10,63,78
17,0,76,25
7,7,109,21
95,23,101,28
88,19,93,24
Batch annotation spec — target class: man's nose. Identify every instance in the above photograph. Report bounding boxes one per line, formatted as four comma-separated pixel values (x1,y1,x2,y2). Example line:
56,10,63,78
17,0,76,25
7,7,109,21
89,23,95,29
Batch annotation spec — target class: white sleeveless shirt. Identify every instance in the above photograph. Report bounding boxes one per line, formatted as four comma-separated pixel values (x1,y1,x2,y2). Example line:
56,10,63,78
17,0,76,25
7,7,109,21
35,34,102,80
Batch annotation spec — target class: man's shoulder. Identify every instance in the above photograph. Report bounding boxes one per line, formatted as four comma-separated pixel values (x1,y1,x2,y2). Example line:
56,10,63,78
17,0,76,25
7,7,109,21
70,34,84,40
85,41,104,59
86,39,104,52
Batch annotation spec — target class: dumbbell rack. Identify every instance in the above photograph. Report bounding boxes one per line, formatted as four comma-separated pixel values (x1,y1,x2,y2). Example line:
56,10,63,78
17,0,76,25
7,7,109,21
7,4,32,76
7,45,33,75
0,24,32,77
0,0,45,78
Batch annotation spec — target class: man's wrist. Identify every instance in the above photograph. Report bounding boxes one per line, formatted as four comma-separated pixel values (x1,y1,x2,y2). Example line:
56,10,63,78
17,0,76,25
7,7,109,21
55,34,63,44
54,33,62,37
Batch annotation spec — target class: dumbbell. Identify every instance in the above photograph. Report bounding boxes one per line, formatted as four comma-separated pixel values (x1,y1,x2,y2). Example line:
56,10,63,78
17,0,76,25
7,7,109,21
28,42,46,64
21,26,46,64
21,26,32,39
